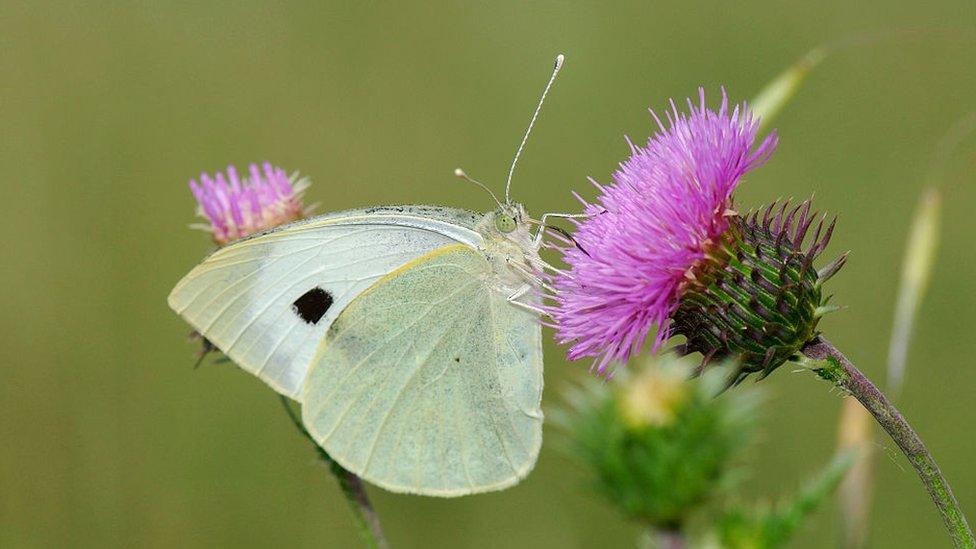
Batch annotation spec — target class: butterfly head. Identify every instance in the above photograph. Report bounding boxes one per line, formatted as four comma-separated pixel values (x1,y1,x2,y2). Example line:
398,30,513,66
493,204,522,234
485,203,538,255
480,203,541,279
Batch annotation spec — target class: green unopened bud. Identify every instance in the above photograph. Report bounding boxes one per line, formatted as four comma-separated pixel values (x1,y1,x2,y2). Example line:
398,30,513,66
672,200,847,385
556,356,758,529
619,364,689,429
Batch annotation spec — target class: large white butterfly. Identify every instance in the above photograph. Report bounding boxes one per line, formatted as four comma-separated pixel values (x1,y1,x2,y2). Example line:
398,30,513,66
168,56,568,496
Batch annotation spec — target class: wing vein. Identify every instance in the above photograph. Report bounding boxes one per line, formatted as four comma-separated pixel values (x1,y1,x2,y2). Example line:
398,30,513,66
360,288,475,477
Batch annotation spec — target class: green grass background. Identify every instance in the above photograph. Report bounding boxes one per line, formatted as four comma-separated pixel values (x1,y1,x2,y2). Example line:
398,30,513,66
2,1,974,547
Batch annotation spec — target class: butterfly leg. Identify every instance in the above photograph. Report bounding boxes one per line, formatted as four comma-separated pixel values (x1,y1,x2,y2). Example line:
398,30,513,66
524,254,565,277
507,260,557,293
507,284,547,316
532,212,593,248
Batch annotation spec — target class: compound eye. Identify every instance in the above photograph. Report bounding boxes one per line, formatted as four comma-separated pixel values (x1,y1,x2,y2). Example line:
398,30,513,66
495,214,517,233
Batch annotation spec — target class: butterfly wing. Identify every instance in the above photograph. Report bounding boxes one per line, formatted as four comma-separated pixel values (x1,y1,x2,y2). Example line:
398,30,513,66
301,244,543,496
167,206,483,400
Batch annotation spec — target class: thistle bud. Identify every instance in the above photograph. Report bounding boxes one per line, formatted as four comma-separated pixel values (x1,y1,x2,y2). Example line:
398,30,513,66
672,199,847,384
554,356,758,529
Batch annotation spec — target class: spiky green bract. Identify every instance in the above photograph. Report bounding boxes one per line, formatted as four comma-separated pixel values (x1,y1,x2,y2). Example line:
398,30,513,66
712,450,854,549
672,199,846,384
554,357,758,529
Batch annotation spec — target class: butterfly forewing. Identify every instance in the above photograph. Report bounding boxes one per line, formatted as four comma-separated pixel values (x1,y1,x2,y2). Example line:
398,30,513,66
301,244,544,496
167,207,483,400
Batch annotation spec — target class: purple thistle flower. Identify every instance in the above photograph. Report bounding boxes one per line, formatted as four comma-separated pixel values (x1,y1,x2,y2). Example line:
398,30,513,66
189,162,310,246
550,89,778,374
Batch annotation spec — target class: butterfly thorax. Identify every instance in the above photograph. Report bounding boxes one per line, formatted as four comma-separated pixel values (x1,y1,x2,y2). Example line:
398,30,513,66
474,205,542,297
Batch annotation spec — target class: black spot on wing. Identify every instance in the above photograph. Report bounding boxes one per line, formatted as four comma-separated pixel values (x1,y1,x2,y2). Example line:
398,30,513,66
292,287,333,324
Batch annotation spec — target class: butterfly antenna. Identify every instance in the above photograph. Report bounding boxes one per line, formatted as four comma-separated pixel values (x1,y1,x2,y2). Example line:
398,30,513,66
454,168,503,208
504,53,565,205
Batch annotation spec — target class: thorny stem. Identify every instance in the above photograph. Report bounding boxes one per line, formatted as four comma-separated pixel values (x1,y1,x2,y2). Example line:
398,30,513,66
279,396,389,549
802,337,974,548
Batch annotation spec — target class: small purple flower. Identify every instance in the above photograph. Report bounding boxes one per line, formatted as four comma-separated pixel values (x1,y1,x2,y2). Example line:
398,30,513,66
189,162,310,246
550,89,777,374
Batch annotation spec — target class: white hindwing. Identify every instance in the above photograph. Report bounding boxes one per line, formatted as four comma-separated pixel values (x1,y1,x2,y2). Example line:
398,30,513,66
167,206,483,400
301,244,544,496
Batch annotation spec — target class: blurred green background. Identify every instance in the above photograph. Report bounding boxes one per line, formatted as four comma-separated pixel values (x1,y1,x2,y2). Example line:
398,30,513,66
2,1,974,547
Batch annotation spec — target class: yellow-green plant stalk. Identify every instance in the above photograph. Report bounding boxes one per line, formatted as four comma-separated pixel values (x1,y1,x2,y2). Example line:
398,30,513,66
750,48,826,134
837,398,874,549
836,111,976,548
887,188,941,396
837,188,940,549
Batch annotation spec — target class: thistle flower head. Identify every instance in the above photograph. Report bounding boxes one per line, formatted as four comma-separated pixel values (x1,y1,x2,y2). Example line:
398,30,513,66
550,89,777,374
189,162,310,246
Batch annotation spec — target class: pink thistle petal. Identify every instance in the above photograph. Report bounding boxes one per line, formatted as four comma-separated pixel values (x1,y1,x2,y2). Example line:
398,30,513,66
187,162,309,246
549,89,778,374
227,165,242,193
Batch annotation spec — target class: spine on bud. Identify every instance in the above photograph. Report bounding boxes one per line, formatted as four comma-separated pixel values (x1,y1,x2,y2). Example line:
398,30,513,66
672,200,846,384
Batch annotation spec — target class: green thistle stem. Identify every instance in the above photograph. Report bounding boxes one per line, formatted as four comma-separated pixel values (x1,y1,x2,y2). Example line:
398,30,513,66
279,396,389,549
802,337,974,548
